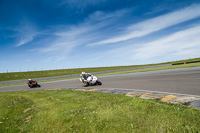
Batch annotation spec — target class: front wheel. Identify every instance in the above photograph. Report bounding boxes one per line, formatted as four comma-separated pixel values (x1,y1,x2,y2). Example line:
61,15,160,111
96,80,102,85
28,85,33,88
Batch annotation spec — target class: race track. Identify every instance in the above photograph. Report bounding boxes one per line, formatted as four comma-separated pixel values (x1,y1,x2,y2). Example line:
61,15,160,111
1,67,200,96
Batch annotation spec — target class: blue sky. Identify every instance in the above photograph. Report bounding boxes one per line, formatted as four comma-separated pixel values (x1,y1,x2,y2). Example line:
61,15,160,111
0,0,200,73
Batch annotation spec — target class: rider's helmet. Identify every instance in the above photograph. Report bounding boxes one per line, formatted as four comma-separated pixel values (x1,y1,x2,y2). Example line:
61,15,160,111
82,72,86,76
28,79,33,83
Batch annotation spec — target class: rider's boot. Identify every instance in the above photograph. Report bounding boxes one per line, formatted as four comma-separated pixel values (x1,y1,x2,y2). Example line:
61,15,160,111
84,83,88,87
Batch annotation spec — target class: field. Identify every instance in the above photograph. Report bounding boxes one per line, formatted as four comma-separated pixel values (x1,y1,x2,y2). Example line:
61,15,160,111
0,90,200,132
0,58,199,82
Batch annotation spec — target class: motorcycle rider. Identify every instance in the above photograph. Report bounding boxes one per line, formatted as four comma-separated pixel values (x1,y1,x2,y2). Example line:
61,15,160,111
27,79,41,88
27,79,37,86
80,72,93,86
28,79,34,84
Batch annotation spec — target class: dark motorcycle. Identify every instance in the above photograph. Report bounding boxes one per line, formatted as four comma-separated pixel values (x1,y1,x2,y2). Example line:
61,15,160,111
27,80,41,88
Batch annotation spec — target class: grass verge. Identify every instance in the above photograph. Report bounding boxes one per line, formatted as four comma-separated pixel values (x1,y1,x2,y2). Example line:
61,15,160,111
0,90,200,132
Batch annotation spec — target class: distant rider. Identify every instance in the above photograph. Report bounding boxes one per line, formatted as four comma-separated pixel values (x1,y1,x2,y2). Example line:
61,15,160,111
80,72,93,86
27,79,37,85
27,79,34,84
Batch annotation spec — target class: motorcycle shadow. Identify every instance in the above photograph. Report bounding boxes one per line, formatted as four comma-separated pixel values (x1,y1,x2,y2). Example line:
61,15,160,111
82,82,102,87
28,84,41,88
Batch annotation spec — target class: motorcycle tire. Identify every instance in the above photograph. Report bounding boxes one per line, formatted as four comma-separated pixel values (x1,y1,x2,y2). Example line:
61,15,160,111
29,85,33,88
37,84,41,87
96,80,102,85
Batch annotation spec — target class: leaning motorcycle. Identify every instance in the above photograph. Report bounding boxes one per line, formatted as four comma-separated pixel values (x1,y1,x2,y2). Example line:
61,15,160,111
27,81,41,88
79,76,102,86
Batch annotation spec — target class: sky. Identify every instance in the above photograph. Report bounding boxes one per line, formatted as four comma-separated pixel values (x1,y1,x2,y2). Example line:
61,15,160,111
0,0,200,73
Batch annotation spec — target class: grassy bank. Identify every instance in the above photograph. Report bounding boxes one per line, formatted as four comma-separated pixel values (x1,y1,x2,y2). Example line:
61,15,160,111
0,58,199,82
0,90,200,132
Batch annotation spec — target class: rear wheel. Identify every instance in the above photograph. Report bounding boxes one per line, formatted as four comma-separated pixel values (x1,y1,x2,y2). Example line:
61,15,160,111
96,80,102,85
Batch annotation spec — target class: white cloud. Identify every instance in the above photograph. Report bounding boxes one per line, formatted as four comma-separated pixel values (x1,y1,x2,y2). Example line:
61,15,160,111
60,0,107,10
15,23,38,47
108,25,200,61
39,9,128,62
132,25,200,60
16,37,34,47
88,3,200,46
39,24,95,63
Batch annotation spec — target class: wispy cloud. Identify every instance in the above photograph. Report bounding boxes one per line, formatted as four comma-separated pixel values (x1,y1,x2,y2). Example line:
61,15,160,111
39,9,128,62
40,56,66,64
88,3,200,46
108,24,200,61
60,0,107,12
14,22,38,47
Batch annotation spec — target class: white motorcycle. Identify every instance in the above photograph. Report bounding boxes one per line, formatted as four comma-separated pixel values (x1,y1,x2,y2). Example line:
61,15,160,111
79,76,102,87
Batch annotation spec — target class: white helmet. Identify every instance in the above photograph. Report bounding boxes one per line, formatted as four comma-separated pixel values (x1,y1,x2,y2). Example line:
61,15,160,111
82,72,85,75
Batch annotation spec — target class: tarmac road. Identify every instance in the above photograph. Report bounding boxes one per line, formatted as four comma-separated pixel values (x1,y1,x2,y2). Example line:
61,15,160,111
0,67,200,96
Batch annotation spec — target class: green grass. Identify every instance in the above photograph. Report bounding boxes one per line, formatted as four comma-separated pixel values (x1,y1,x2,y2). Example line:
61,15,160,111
1,58,199,82
0,90,200,132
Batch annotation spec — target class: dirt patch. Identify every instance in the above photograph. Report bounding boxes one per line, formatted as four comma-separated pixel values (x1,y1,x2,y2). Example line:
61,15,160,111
25,116,32,123
23,108,31,113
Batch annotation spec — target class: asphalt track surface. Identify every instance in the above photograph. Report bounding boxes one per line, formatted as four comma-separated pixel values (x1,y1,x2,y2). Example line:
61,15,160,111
0,67,200,96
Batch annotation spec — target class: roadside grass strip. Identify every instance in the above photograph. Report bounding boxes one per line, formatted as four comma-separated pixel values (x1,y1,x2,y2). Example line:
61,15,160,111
0,90,200,132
